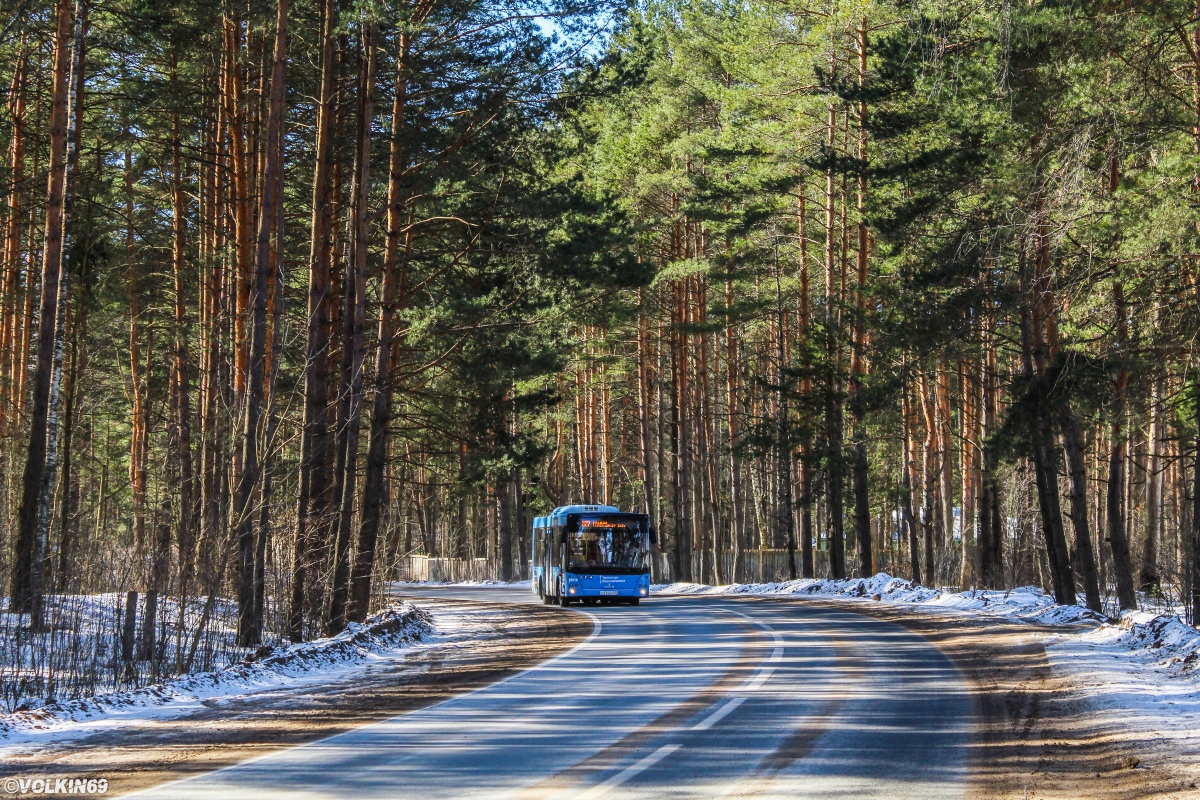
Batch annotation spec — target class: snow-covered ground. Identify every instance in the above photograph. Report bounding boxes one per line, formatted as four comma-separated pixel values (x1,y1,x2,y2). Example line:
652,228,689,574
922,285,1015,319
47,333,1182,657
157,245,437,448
0,592,253,714
1045,610,1200,770
0,603,430,755
654,572,1108,624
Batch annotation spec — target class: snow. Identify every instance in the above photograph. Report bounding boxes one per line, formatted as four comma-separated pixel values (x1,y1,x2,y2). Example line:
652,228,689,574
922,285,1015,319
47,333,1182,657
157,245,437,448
0,603,430,755
652,573,1105,625
0,592,250,713
1045,611,1200,768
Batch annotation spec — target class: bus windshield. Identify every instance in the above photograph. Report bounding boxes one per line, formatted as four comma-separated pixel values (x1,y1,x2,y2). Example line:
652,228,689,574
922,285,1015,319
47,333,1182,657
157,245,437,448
567,516,648,572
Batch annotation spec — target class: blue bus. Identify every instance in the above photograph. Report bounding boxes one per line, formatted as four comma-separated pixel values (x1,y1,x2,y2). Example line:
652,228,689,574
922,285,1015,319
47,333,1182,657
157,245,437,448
531,505,652,606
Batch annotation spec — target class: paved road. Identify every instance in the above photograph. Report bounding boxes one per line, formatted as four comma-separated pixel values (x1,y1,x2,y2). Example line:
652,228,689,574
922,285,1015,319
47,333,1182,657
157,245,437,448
126,587,974,800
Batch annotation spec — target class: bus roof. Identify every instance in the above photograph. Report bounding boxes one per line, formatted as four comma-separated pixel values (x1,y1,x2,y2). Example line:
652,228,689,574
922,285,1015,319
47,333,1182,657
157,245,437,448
534,504,626,528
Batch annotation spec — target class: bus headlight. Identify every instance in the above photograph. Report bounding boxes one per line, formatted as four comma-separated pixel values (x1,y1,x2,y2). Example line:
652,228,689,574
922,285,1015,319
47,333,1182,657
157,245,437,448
640,587,647,595
569,587,576,594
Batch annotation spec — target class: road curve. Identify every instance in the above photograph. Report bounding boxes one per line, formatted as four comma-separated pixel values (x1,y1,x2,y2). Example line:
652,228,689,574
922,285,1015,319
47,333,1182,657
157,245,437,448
124,587,974,800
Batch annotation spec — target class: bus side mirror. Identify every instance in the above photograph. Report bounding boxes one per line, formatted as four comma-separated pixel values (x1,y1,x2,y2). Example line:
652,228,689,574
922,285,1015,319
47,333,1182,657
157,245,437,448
557,532,568,545
649,529,658,546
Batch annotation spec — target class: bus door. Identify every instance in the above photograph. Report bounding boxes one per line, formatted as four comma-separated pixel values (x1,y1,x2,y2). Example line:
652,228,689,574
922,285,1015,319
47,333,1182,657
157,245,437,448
547,525,561,596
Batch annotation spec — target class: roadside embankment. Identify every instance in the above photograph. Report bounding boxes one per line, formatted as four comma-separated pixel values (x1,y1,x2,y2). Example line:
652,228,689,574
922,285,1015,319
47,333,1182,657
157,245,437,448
0,599,591,798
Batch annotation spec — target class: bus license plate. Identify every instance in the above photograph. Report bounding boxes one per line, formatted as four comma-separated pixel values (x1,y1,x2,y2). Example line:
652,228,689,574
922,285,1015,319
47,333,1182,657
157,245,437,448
600,590,617,596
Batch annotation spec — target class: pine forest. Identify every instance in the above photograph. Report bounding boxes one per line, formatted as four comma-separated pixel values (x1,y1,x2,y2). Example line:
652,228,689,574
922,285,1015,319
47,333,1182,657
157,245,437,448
1,0,1199,707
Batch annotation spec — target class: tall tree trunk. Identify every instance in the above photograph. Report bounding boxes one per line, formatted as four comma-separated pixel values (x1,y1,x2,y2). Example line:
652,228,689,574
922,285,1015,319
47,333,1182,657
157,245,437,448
1106,281,1137,611
496,475,515,583
901,379,921,585
351,24,405,625
0,52,27,435
849,349,870,576
142,508,170,673
605,346,613,508
234,0,287,647
255,131,286,635
41,0,86,605
1192,374,1200,625
14,117,39,425
977,317,1000,589
11,0,78,621
195,75,225,606
670,279,691,582
823,92,845,580
225,15,252,419
1191,0,1200,628
573,362,586,501
775,286,796,580
796,191,814,580
638,294,657,525
851,18,872,579
936,368,954,556
54,281,86,590
514,467,527,577
959,359,975,588
1030,414,1074,604
723,279,746,581
170,96,196,599
1020,231,1076,605
330,24,375,630
1142,367,1163,593
698,291,721,583
919,370,939,582
124,137,150,557
1059,405,1102,611
290,0,338,642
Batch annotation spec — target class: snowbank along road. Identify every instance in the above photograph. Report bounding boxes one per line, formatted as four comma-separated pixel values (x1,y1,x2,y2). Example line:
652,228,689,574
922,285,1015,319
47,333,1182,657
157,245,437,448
125,586,973,800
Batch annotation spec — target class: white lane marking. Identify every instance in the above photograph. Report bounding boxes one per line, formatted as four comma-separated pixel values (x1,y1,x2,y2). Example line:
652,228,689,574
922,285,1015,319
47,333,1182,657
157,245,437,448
575,743,681,800
727,610,784,692
746,667,775,691
691,696,746,731
555,609,767,799
121,609,605,799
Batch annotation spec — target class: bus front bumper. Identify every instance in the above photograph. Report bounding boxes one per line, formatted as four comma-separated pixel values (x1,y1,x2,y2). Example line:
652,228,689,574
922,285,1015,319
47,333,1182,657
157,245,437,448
566,574,650,598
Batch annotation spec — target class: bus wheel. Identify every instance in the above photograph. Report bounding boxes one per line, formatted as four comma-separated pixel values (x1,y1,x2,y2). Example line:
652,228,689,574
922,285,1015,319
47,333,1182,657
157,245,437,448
558,594,570,607
542,593,554,605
